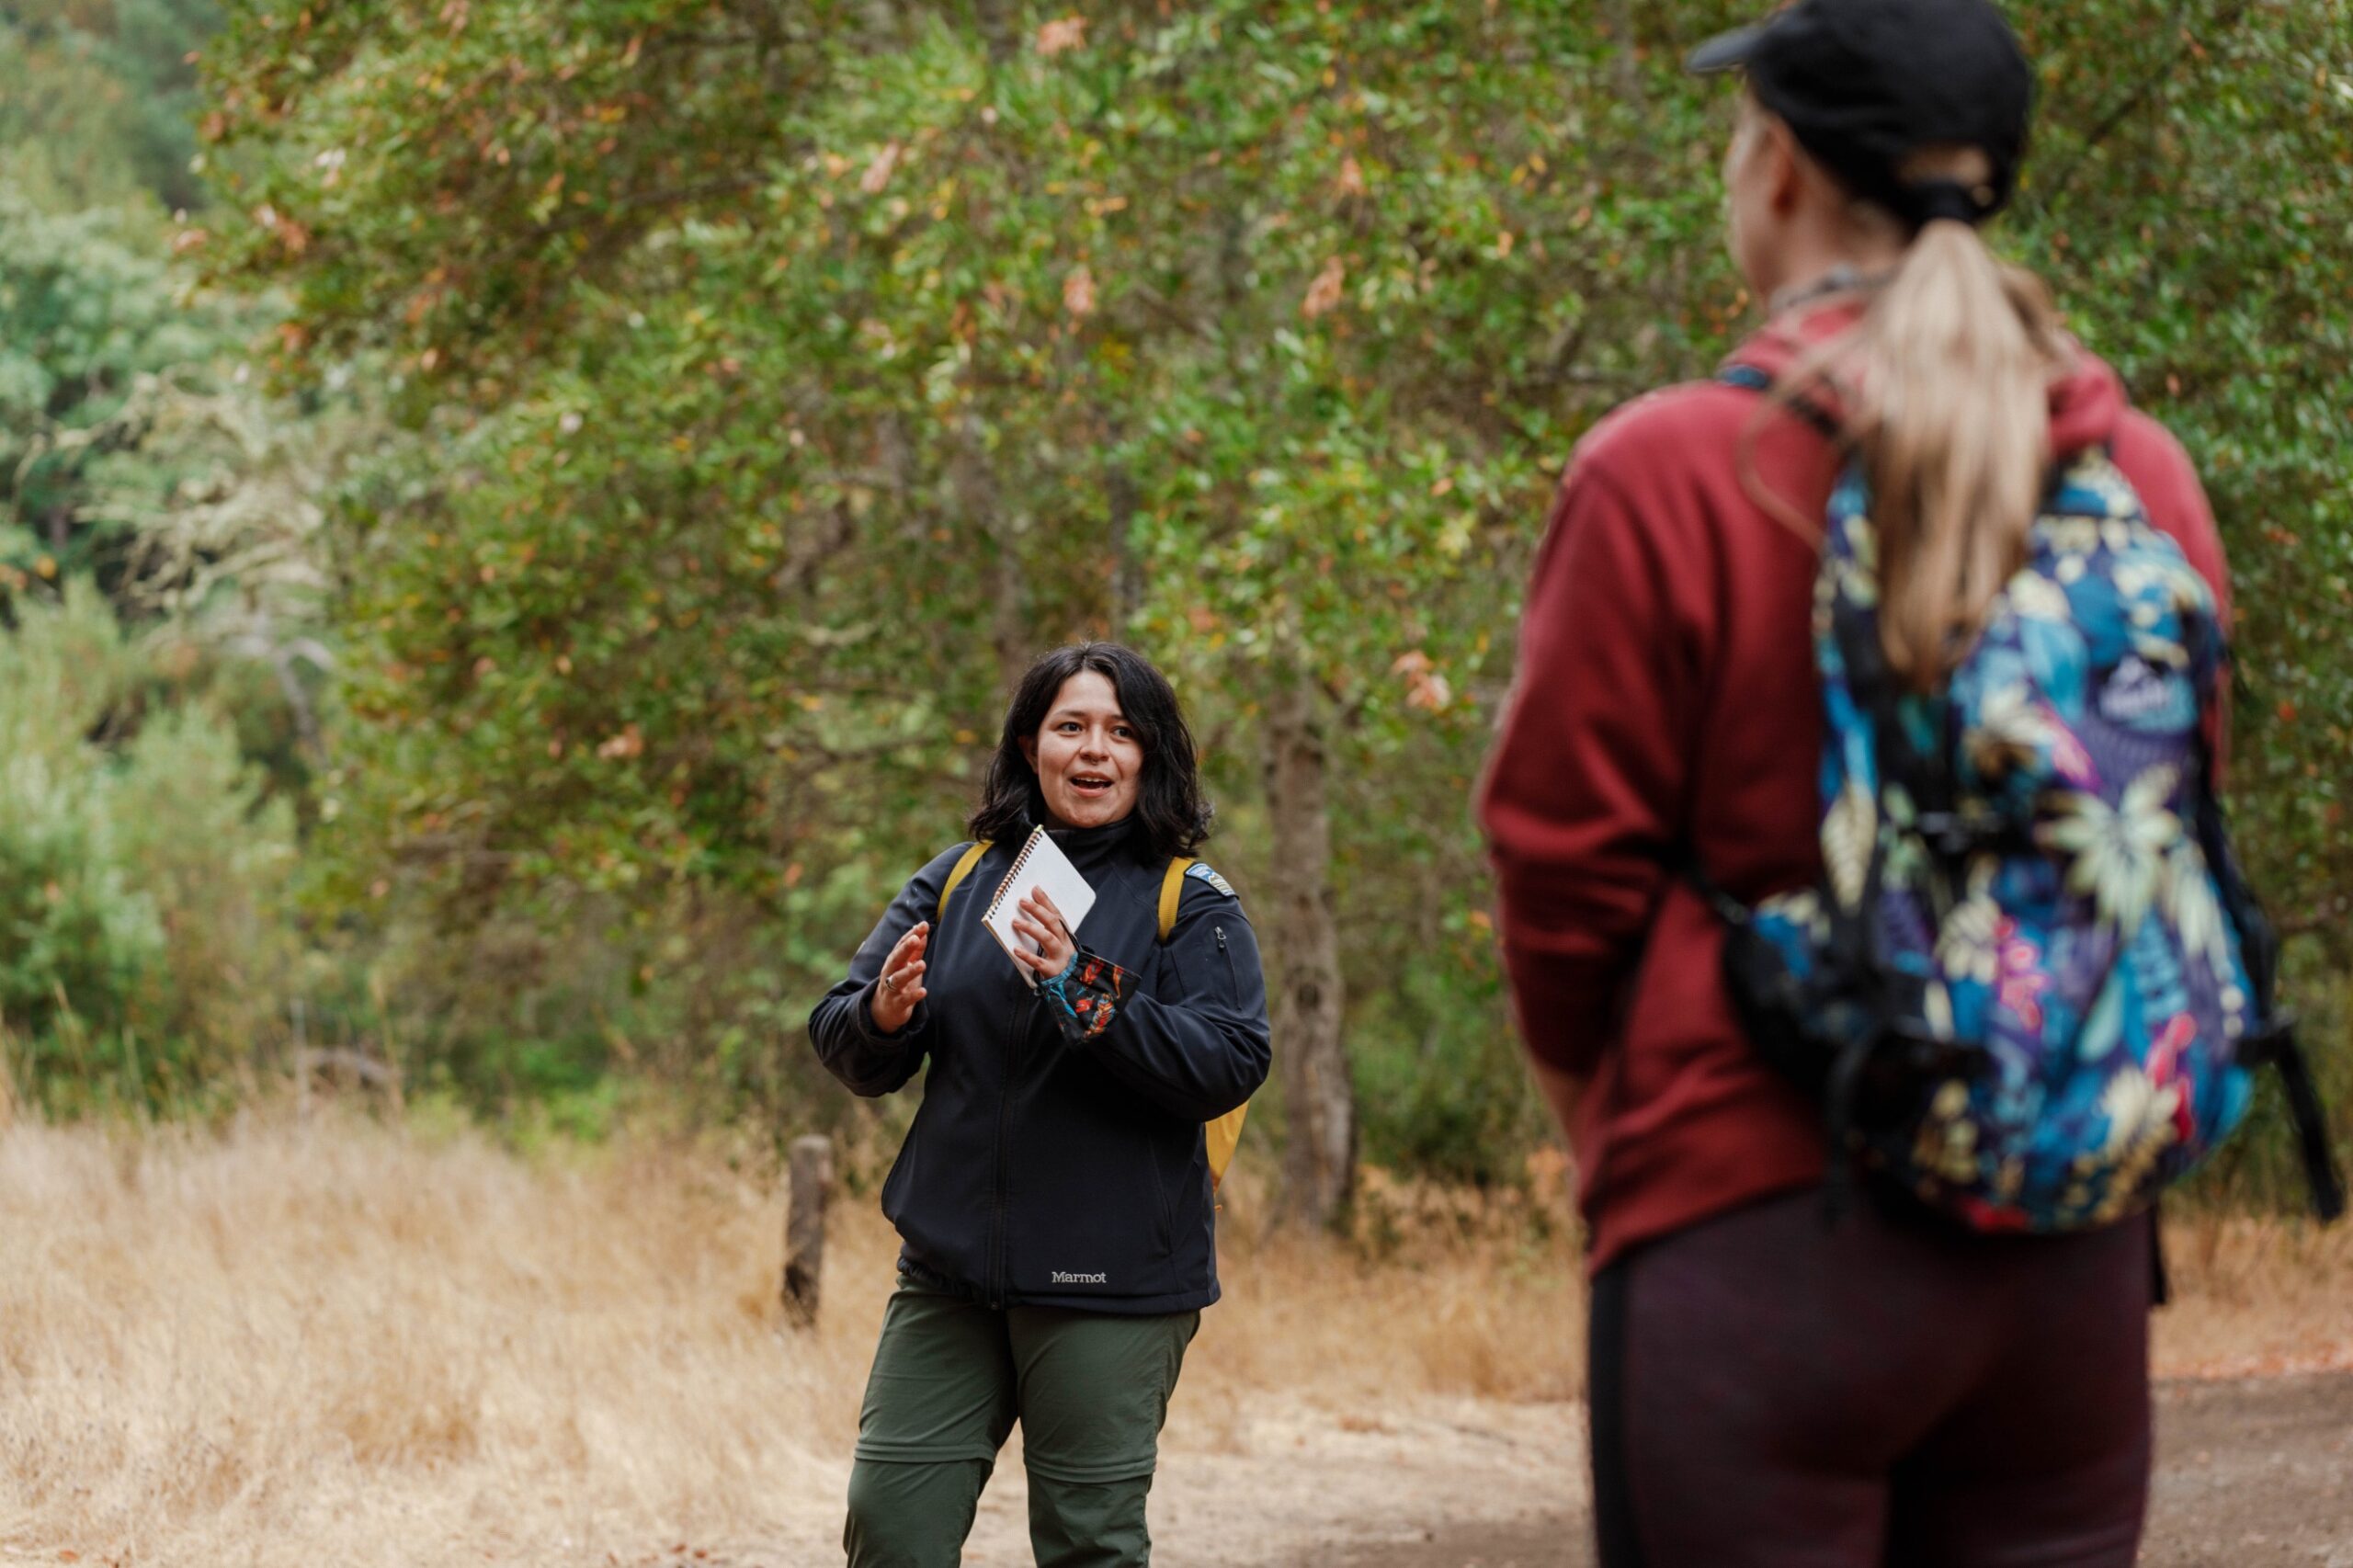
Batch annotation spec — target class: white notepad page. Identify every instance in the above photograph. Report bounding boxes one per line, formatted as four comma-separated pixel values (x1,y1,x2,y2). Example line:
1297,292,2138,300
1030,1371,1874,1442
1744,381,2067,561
983,825,1097,986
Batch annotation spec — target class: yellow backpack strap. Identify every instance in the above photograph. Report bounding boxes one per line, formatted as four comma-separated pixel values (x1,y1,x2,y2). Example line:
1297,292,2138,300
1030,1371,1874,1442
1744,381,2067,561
1162,856,1249,1189
1158,857,1195,943
1204,1103,1248,1190
937,840,992,923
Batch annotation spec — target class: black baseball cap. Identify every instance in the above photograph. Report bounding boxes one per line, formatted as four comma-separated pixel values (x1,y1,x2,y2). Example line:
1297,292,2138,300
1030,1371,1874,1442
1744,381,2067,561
1688,0,2034,230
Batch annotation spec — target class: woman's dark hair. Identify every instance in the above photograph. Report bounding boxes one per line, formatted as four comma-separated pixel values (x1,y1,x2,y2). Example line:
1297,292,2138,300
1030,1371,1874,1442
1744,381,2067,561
970,642,1212,860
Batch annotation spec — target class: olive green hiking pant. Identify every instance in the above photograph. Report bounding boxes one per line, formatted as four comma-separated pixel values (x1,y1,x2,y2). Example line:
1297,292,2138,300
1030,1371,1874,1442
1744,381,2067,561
842,1278,1199,1567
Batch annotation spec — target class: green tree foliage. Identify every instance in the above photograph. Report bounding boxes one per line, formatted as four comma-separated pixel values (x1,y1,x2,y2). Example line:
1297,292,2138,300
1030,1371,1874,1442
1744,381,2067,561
86,365,349,776
2001,4,2353,937
0,0,222,211
203,0,2351,1185
0,192,244,586
0,187,350,802
0,0,376,1115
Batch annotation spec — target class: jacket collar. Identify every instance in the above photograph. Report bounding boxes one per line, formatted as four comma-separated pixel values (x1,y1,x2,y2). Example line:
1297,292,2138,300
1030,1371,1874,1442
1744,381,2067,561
1723,298,2129,459
1026,805,1149,875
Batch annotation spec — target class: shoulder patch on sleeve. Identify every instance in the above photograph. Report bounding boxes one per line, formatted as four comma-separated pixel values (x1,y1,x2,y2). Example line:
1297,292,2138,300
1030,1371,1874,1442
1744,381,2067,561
1185,862,1238,900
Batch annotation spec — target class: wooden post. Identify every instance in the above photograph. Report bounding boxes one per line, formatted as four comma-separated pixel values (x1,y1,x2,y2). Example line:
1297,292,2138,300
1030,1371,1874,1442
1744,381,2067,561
783,1134,834,1325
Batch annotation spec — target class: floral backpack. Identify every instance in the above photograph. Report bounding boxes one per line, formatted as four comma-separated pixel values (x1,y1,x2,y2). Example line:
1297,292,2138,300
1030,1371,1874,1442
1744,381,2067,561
1695,364,2344,1233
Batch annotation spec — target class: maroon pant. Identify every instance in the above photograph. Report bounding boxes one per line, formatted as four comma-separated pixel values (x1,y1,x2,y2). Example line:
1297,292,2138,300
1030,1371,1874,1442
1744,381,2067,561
1588,1187,2154,1567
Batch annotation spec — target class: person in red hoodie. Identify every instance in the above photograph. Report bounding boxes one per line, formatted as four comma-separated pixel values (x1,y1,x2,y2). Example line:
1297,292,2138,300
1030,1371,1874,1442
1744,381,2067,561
1479,1,2228,1562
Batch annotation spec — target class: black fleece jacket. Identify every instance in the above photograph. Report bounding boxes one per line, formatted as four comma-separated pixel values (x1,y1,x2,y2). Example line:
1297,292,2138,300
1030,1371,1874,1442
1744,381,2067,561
808,815,1272,1313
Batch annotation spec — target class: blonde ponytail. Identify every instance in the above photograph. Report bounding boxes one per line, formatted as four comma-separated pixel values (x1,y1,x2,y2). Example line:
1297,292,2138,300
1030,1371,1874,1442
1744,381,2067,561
1852,207,2065,690
1751,142,2070,692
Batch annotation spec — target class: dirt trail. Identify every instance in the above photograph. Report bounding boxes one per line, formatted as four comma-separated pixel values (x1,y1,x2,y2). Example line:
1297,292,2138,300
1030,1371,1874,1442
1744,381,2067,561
1311,1373,2353,1568
939,1397,1579,1567
2145,1373,2353,1567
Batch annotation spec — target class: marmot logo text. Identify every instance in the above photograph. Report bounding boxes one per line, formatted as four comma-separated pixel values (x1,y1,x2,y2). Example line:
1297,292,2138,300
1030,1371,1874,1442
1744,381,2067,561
1051,1270,1108,1284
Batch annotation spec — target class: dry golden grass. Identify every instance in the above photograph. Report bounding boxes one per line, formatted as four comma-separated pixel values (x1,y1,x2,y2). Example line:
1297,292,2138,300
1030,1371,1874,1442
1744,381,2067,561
2152,1210,2353,1379
0,1112,884,1565
1192,1157,1587,1426
0,1113,1585,1565
0,1111,2342,1565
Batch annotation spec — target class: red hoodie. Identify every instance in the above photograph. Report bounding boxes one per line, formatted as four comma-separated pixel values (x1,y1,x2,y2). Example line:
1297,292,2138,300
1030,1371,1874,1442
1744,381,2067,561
1479,304,2230,1276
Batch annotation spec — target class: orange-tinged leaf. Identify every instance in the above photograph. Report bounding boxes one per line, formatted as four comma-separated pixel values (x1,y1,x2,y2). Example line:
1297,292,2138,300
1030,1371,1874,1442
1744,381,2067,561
1302,255,1345,319
860,141,903,195
1407,672,1453,711
1036,16,1087,55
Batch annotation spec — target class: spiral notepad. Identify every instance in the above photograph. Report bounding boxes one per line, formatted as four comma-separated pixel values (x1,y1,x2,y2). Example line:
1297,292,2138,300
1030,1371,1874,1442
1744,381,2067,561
983,826,1097,986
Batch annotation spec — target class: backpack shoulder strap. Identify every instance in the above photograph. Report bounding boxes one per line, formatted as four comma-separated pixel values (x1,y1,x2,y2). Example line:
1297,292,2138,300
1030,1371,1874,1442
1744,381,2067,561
1158,858,1195,943
1158,853,1247,1188
937,840,992,923
1717,362,1843,441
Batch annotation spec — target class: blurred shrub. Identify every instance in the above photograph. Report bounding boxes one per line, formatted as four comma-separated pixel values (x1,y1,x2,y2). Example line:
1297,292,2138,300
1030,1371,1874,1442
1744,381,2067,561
323,846,921,1144
0,582,297,1110
2188,944,2353,1217
1350,957,1542,1191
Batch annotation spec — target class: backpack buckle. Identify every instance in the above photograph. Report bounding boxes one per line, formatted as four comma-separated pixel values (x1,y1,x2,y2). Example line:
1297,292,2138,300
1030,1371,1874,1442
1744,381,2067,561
2234,1010,2299,1067
1913,812,1984,862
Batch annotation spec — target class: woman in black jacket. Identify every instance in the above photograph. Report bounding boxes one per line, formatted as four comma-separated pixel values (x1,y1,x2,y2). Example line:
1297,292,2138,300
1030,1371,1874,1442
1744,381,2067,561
809,642,1271,1568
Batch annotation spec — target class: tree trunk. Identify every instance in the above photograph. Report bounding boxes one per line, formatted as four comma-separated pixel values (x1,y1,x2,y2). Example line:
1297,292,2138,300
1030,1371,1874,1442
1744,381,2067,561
988,528,1028,695
953,414,1029,695
1263,657,1354,1230
1107,462,1142,642
1605,0,1646,113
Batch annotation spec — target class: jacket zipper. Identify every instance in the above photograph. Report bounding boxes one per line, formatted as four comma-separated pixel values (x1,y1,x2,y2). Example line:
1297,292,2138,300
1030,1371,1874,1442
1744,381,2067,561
989,984,1025,1310
1216,925,1237,994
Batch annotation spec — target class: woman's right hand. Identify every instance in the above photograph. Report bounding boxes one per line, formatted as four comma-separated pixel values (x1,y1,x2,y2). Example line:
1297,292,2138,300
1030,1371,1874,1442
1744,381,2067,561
869,921,930,1034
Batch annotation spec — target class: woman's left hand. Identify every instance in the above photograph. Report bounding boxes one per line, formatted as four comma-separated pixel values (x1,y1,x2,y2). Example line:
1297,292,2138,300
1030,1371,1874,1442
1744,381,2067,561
1010,887,1076,980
